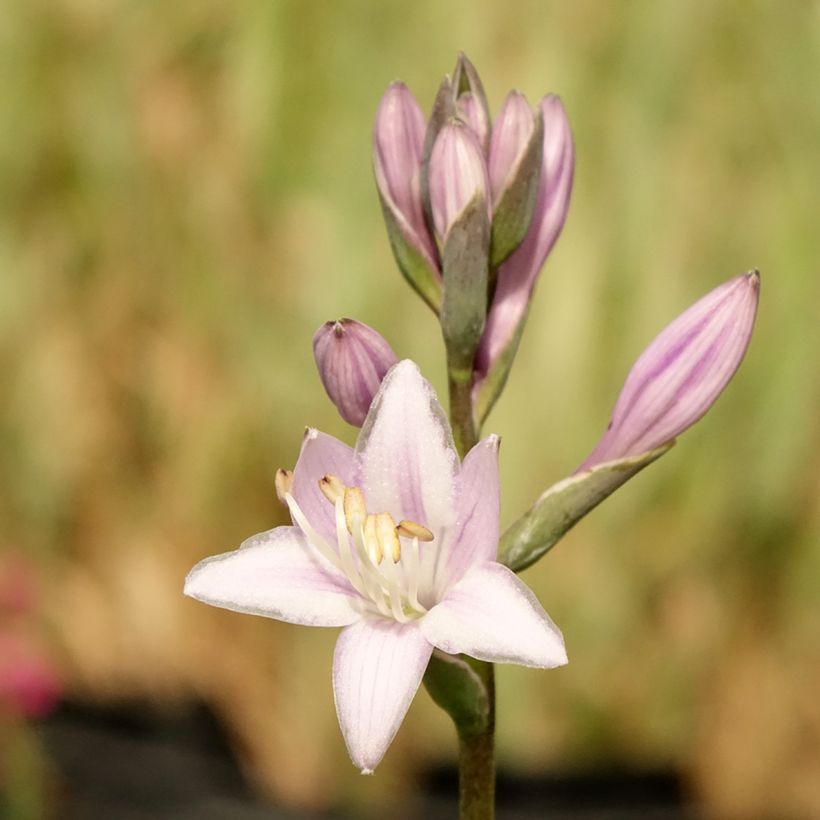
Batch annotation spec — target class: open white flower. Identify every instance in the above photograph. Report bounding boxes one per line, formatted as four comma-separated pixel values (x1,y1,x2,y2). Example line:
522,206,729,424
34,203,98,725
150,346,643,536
184,360,566,772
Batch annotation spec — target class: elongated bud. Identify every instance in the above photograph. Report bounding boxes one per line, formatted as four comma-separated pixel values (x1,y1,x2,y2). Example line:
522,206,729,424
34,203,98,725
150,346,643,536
487,91,544,267
577,271,761,470
374,83,442,310
473,95,574,422
428,120,491,243
313,319,399,427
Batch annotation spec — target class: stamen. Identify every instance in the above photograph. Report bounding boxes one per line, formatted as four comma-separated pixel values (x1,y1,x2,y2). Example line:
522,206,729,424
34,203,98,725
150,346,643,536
274,468,293,503
376,512,401,562
397,519,434,542
318,474,345,504
284,493,342,572
363,514,383,564
343,487,367,534
404,536,424,612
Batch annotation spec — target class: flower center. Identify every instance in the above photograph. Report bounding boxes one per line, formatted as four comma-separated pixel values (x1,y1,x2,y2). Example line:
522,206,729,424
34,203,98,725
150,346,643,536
284,474,437,623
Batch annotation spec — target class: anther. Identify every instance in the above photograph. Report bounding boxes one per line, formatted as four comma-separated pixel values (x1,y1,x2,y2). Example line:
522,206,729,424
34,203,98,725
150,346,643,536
363,514,383,564
343,487,367,534
318,474,345,504
396,519,434,542
376,512,401,563
274,468,294,503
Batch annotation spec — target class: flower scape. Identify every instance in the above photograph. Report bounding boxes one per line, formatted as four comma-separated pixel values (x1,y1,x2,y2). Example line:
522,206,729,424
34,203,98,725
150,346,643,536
183,52,759,808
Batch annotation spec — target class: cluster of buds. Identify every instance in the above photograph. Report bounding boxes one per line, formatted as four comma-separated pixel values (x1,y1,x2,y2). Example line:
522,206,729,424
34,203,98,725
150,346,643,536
374,53,574,420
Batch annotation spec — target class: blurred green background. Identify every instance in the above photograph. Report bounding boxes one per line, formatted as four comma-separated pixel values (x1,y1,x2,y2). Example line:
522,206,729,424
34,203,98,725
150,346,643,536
2,0,819,817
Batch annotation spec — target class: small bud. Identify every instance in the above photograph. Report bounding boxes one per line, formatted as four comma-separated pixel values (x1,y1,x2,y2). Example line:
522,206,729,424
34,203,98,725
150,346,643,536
428,120,491,243
313,319,399,427
274,468,293,503
577,271,761,470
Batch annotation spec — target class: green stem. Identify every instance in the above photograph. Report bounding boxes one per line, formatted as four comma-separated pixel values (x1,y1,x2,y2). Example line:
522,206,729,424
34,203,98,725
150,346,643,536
447,364,496,820
457,661,496,819
448,367,478,458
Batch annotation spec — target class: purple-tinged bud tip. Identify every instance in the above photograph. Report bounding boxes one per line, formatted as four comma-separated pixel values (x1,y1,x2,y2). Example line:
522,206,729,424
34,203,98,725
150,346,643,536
488,90,536,205
313,319,400,427
577,271,761,470
428,120,491,242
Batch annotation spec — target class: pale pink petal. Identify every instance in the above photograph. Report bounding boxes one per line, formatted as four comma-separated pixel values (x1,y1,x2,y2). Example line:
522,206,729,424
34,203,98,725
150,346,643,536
333,618,433,773
291,429,357,543
356,360,458,533
184,527,362,627
445,435,501,585
420,563,567,668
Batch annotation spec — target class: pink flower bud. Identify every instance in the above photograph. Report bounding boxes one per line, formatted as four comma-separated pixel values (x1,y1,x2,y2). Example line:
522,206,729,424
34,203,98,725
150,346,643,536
313,319,399,427
373,83,439,271
488,90,537,206
577,271,761,470
428,120,491,242
456,92,490,154
473,95,574,409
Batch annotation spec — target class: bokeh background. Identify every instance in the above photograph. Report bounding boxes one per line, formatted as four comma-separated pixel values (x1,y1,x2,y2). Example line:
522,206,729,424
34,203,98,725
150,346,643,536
2,0,819,817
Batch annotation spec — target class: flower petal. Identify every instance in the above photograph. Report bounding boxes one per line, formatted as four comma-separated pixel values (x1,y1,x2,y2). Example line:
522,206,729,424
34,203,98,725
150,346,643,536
184,527,362,627
291,429,357,543
420,562,567,668
445,435,501,585
333,618,433,773
356,360,458,533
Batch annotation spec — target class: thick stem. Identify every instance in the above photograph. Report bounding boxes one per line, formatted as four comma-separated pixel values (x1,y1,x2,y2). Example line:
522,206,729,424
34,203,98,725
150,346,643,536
457,661,496,819
447,365,495,819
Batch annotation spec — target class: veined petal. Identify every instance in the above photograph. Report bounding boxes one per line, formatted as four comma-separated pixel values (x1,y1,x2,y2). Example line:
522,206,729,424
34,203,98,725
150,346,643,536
356,360,458,533
184,527,362,627
420,563,567,668
446,435,501,585
333,619,433,773
292,429,357,543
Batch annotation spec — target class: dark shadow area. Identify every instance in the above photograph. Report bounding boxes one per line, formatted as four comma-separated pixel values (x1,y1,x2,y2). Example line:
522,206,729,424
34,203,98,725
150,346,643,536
40,700,697,819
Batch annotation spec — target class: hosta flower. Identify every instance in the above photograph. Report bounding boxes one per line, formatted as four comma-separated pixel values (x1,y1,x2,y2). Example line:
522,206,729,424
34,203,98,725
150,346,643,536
185,360,566,772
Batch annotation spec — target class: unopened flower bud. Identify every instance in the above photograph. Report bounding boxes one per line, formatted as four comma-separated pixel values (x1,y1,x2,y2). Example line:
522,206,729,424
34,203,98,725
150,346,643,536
374,83,441,309
456,92,490,154
473,95,574,421
577,271,761,470
488,91,538,205
428,120,491,242
313,319,399,427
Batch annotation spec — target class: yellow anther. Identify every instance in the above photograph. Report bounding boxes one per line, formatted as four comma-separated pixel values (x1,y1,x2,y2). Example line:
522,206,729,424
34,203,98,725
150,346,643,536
363,514,383,564
376,512,401,563
274,468,294,503
396,519,434,542
318,474,345,504
343,487,367,533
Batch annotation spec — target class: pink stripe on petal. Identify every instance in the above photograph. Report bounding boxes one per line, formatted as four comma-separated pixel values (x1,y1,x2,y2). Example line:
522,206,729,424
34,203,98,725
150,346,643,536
184,527,362,627
421,562,567,668
333,619,433,773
